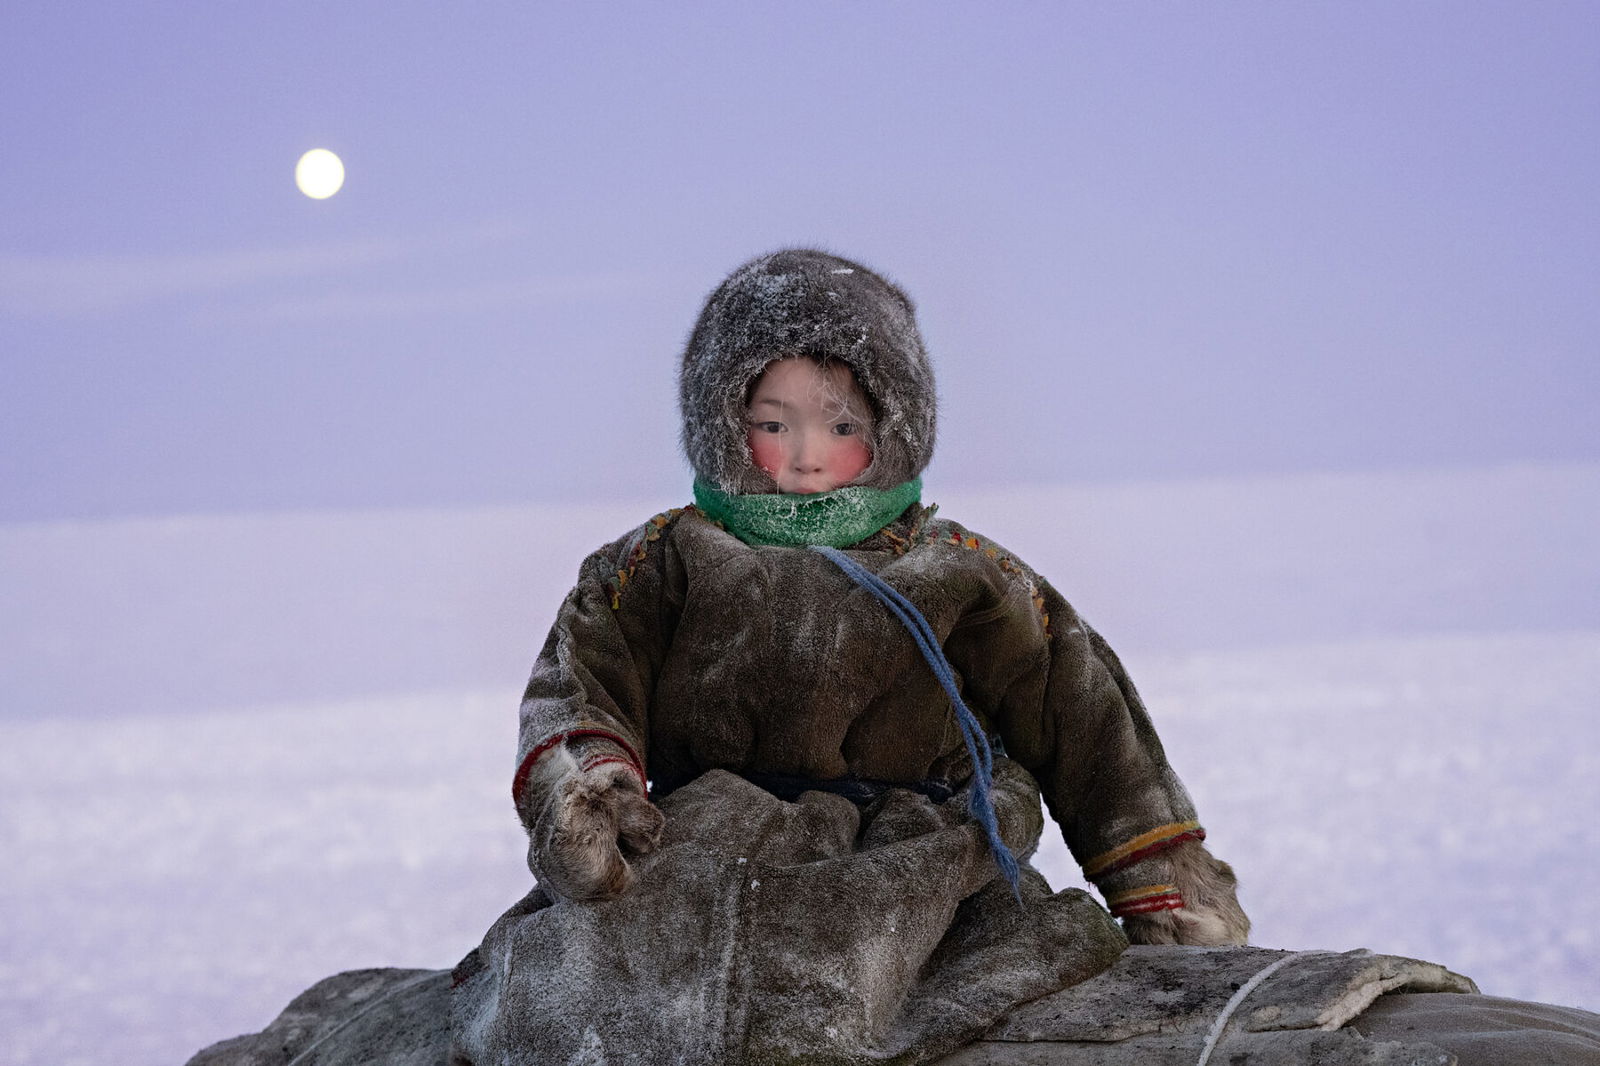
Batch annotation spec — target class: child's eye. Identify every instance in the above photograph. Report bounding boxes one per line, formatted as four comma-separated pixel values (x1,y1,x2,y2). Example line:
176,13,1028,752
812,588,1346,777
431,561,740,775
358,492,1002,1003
752,421,785,434
832,422,860,436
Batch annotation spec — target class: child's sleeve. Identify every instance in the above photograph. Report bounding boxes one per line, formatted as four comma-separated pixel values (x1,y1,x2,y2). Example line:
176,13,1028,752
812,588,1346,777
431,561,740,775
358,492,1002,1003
510,512,684,831
999,575,1248,944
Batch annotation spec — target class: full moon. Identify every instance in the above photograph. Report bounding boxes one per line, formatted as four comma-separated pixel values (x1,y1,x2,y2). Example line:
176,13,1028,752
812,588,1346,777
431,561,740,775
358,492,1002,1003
295,149,345,200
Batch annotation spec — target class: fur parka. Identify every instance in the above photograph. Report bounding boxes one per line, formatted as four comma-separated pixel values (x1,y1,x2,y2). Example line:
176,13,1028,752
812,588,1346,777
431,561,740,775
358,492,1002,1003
454,502,1247,1065
451,250,1246,1065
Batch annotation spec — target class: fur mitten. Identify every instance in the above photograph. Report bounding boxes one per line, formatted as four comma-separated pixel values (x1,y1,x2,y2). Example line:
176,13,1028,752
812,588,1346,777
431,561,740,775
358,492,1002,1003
1113,839,1250,947
523,750,665,902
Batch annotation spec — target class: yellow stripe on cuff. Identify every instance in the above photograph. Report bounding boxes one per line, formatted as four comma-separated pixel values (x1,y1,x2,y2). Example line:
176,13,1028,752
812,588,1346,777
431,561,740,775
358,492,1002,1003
1104,883,1180,907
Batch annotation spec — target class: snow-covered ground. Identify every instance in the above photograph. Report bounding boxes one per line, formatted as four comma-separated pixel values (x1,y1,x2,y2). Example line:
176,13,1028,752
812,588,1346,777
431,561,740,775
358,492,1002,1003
2,465,1597,1065
6,463,1596,719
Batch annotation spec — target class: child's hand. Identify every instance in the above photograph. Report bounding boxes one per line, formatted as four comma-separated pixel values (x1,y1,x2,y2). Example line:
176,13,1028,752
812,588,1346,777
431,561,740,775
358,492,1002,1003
527,760,666,902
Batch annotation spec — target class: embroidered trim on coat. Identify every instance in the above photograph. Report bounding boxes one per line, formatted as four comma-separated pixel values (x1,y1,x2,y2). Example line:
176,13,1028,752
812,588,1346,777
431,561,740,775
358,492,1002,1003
927,522,1051,635
878,503,938,555
606,507,688,610
1083,820,1206,879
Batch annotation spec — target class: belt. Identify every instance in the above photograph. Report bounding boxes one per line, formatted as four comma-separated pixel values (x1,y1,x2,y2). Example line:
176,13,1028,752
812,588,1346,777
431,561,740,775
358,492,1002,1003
735,769,956,806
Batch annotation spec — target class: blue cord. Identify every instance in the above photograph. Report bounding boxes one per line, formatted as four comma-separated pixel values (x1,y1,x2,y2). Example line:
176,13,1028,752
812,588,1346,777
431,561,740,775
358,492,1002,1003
810,545,1022,899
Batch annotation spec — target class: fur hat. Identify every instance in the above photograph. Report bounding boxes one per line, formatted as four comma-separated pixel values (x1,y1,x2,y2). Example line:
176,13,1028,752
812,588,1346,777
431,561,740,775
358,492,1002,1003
679,249,938,494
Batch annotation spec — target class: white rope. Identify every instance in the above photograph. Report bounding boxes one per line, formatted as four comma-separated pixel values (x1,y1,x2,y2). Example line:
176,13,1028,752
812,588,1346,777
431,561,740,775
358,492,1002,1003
1194,950,1334,1066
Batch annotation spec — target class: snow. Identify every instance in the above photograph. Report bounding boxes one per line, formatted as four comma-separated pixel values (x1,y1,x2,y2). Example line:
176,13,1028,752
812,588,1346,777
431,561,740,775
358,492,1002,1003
1,465,1596,1065
1036,632,1600,1009
6,463,1595,720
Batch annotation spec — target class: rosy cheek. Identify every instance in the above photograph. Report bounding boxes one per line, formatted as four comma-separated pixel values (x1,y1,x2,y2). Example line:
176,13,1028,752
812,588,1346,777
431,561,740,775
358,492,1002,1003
827,437,873,482
748,430,784,476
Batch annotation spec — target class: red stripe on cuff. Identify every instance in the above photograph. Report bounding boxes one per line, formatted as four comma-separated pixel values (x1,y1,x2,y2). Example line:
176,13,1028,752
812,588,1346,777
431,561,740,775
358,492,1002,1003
1087,828,1207,880
580,754,648,790
1110,892,1185,917
512,727,645,803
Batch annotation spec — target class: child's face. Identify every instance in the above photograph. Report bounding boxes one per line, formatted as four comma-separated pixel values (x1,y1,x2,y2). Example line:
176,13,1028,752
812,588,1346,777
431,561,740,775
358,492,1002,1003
745,358,874,495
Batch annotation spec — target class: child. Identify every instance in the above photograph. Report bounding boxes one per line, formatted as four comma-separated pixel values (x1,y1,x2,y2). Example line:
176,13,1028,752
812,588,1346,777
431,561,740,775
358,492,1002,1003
451,249,1249,1066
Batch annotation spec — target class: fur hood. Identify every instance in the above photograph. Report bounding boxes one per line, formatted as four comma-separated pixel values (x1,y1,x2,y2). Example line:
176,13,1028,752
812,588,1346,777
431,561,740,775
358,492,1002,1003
678,248,938,494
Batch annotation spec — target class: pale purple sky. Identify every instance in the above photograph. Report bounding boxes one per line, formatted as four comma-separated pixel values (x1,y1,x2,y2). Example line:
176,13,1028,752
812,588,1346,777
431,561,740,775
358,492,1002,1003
3,2,1597,521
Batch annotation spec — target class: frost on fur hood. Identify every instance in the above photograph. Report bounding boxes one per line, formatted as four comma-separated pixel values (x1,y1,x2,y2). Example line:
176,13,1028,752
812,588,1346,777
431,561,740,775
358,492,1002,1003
679,248,938,494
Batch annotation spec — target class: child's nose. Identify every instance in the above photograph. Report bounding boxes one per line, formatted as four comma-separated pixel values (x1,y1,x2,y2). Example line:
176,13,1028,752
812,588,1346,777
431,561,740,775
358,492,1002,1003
789,432,825,471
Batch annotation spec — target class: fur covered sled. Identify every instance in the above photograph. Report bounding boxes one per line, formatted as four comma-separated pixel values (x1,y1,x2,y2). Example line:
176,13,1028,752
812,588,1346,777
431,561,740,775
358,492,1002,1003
186,944,1600,1066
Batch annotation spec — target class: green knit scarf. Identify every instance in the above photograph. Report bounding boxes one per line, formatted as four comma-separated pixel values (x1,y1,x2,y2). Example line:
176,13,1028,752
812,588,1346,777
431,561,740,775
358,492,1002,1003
693,477,922,548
